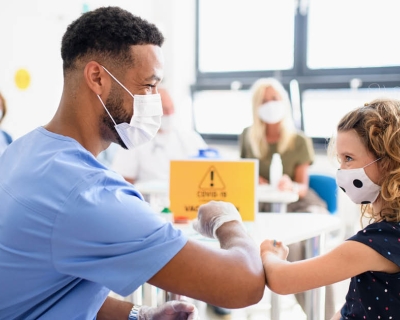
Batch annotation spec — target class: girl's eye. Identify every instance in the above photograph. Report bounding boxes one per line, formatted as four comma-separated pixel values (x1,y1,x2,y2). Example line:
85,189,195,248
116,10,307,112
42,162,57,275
345,155,353,162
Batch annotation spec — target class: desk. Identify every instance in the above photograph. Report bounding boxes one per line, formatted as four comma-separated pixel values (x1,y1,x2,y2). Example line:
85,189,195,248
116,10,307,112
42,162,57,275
134,181,299,214
251,213,340,320
257,184,299,213
171,213,341,320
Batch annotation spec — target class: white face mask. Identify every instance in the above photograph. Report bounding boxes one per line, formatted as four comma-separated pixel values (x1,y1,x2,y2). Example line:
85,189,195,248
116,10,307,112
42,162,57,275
336,158,381,205
258,101,286,124
160,114,175,132
97,66,163,150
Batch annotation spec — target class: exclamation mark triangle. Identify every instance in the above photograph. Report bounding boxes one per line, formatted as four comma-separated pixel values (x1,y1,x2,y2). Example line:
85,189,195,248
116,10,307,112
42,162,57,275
199,166,225,190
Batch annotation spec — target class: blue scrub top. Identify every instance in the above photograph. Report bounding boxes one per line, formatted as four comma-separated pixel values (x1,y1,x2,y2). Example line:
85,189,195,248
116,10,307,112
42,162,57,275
0,127,187,320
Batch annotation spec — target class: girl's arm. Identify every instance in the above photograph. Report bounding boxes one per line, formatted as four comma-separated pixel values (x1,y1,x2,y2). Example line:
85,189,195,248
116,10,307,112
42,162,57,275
261,239,400,295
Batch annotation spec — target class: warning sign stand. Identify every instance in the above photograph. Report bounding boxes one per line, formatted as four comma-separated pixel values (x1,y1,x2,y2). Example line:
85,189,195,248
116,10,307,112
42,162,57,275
169,159,258,221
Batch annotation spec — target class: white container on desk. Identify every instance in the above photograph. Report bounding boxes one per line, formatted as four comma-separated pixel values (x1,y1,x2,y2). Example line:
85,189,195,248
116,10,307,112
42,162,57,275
269,153,283,188
257,184,298,213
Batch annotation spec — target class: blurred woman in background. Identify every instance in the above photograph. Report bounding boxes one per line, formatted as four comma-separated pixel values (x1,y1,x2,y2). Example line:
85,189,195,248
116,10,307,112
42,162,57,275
240,77,327,213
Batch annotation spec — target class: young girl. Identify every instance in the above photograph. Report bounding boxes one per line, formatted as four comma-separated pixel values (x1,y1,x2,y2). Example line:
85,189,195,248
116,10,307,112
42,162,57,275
261,98,400,319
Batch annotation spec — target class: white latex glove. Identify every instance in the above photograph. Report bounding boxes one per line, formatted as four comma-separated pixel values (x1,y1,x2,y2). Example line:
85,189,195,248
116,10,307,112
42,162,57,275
138,300,199,320
192,200,243,239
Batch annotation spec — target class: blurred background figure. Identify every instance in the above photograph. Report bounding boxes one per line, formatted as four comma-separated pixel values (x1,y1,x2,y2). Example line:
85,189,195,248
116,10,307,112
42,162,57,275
111,87,208,184
0,92,13,156
239,77,327,213
239,77,335,319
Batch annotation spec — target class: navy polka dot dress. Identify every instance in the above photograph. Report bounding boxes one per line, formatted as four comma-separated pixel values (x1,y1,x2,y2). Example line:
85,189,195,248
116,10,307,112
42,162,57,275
340,221,400,319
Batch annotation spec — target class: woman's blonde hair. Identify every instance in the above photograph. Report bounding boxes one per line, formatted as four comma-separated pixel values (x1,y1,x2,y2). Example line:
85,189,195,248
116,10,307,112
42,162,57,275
247,78,296,158
329,98,400,223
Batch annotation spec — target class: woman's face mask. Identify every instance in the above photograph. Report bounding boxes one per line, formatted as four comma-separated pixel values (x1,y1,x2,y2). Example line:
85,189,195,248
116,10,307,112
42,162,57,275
258,101,286,124
336,158,381,204
97,66,163,150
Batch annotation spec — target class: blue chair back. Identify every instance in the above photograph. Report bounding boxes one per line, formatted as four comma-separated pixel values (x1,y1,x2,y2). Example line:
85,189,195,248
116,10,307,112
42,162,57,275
309,173,338,214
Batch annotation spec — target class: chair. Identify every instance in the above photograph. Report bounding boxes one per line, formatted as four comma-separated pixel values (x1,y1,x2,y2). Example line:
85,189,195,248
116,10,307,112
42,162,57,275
309,173,344,255
309,173,338,214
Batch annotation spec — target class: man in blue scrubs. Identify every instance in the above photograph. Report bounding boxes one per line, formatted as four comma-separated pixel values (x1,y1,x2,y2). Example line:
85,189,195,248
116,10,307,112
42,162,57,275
0,6,265,320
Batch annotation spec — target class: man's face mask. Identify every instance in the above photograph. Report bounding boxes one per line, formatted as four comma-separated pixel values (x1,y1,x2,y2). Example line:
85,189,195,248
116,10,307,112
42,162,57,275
336,158,381,204
258,101,286,124
97,66,163,150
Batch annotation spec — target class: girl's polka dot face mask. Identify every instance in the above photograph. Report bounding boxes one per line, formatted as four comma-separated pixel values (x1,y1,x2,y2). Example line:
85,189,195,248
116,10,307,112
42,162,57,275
336,158,381,205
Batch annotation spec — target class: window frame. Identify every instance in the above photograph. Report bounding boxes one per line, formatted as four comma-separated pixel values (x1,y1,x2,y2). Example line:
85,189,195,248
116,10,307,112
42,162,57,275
192,0,400,146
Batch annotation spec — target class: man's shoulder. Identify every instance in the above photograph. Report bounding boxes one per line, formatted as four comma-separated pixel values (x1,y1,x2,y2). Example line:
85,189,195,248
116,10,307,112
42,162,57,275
3,127,112,189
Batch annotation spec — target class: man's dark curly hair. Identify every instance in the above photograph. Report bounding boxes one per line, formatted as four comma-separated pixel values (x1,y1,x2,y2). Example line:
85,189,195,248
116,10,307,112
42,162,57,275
61,6,164,73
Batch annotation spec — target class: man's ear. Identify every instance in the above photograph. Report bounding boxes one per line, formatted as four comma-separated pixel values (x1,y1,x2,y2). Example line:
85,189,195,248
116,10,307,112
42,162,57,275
83,61,110,96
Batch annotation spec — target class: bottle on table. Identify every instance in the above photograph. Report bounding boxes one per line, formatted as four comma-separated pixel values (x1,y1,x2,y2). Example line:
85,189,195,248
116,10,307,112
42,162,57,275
269,153,283,188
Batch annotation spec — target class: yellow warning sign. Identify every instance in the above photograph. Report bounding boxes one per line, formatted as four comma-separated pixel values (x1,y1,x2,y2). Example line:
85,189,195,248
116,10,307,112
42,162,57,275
199,166,225,190
169,159,258,221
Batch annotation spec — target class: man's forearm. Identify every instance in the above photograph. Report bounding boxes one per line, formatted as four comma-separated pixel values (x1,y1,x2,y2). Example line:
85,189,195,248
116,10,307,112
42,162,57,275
97,296,133,320
216,220,263,272
215,220,265,300
216,220,254,250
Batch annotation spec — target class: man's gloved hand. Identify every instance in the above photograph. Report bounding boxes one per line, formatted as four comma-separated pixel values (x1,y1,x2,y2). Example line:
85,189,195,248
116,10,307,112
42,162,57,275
192,201,243,239
138,300,199,320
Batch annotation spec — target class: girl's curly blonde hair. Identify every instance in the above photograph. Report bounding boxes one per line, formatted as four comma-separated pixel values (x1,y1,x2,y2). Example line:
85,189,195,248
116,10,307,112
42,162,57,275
329,98,400,224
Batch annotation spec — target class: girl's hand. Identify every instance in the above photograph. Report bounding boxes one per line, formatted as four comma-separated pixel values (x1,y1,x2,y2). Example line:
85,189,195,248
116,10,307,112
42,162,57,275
260,239,289,261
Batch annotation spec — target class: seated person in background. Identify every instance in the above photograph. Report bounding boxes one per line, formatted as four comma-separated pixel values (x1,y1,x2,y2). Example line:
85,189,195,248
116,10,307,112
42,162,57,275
261,98,400,320
0,92,13,156
239,77,327,214
112,87,207,184
239,77,335,319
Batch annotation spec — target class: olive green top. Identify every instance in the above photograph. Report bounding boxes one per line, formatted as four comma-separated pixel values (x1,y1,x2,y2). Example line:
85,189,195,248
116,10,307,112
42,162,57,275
239,127,314,181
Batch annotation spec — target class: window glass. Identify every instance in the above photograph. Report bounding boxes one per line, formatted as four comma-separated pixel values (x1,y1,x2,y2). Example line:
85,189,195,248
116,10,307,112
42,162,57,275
308,0,400,69
198,0,296,72
302,87,400,139
193,90,253,135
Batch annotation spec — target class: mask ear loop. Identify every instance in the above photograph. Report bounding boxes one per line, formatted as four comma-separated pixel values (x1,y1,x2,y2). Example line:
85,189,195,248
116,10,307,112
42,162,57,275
101,66,135,100
362,157,382,169
97,95,117,126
